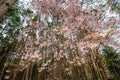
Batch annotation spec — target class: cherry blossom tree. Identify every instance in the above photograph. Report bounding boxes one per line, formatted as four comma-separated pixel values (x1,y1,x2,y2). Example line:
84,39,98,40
1,0,120,80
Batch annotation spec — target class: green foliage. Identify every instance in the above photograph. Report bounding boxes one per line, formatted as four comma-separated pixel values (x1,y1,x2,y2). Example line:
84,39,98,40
92,9,98,13
110,2,120,11
0,0,33,41
47,22,54,28
102,45,120,79
22,8,33,16
111,3,117,10
0,1,33,79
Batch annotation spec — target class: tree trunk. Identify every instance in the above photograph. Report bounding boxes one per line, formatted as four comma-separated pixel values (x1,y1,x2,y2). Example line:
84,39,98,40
0,0,17,20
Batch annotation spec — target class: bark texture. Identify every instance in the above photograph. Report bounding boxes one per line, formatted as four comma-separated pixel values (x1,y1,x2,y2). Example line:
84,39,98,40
0,0,16,20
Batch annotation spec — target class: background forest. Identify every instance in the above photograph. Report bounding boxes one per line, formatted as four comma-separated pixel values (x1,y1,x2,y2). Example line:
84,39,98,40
0,0,120,80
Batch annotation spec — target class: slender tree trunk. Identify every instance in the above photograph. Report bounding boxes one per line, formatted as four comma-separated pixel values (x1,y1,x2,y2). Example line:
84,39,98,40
0,0,17,20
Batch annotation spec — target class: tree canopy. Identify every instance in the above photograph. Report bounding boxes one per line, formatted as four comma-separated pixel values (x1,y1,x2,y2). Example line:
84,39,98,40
0,0,120,80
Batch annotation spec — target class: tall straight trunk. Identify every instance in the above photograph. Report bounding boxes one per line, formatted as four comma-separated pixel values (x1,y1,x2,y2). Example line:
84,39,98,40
0,0,17,20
